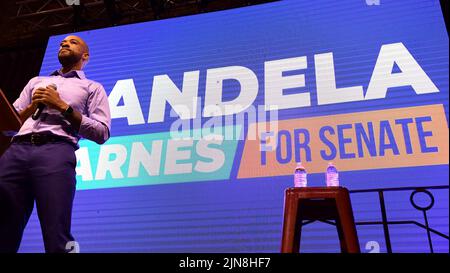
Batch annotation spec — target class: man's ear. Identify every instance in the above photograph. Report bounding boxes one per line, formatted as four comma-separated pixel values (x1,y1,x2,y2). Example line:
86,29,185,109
81,53,89,68
82,52,90,62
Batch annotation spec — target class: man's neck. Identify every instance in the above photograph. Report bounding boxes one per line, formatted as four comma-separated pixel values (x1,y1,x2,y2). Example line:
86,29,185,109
60,64,82,74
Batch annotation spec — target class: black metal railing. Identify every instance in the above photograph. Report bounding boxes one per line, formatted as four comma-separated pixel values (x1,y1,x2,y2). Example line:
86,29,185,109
349,185,449,253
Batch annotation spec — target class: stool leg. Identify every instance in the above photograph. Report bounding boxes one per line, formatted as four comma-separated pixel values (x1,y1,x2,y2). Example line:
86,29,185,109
281,192,301,253
293,215,303,253
335,193,360,253
335,218,349,253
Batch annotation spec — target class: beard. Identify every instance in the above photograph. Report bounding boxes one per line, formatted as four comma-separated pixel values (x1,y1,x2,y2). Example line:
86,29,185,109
58,50,81,67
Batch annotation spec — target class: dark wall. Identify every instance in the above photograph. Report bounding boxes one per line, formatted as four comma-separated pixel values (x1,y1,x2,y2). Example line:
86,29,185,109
440,0,449,34
0,41,47,104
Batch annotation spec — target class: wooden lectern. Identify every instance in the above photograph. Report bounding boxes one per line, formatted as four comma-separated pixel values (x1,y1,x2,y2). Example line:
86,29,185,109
0,88,22,157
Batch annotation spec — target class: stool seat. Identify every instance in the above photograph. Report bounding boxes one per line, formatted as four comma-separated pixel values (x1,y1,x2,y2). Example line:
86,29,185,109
281,186,360,253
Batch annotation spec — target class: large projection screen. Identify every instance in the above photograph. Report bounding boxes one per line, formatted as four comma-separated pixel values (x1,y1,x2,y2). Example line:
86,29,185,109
20,0,448,252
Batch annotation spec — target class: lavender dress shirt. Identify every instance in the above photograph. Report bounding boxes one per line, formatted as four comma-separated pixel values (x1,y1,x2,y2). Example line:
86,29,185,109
12,70,111,146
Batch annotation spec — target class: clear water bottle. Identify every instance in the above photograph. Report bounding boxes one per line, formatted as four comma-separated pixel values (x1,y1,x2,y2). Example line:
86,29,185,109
294,162,307,187
326,162,339,187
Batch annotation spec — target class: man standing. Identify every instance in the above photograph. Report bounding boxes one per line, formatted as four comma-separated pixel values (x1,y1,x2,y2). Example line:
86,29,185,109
0,35,111,253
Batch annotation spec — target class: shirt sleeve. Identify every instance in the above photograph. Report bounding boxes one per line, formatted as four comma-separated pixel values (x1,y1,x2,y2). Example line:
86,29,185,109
13,77,36,112
78,83,111,144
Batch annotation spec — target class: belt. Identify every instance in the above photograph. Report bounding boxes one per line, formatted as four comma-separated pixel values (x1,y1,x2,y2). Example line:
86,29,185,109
12,133,74,147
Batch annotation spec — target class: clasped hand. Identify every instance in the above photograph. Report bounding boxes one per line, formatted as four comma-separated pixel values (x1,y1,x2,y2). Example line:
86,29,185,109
31,85,67,112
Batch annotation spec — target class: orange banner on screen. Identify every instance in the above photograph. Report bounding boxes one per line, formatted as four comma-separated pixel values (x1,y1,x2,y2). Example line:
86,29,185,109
238,104,449,178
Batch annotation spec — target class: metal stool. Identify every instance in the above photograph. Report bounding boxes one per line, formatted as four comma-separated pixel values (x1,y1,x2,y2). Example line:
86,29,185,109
281,186,360,253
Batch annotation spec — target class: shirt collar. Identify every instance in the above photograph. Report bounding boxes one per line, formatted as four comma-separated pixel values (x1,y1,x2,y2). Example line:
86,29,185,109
50,69,86,79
